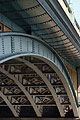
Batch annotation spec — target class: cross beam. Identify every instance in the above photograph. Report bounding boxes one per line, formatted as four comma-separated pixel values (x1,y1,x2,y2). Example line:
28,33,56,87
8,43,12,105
16,58,65,117
0,67,41,117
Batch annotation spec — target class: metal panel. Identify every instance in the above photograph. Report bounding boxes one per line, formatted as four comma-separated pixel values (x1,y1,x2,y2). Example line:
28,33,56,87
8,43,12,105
13,36,21,52
21,37,28,52
4,36,11,54
0,37,3,56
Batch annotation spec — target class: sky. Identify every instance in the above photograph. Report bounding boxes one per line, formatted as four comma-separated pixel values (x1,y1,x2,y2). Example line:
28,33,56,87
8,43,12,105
68,0,80,25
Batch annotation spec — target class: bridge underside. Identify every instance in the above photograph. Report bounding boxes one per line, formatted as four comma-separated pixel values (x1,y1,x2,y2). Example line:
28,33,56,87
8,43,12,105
0,0,79,118
0,32,78,118
0,56,76,117
0,0,80,67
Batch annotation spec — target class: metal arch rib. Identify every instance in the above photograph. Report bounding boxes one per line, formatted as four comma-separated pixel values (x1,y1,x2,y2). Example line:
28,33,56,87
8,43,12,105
16,58,65,117
0,91,18,117
0,68,41,117
36,56,78,117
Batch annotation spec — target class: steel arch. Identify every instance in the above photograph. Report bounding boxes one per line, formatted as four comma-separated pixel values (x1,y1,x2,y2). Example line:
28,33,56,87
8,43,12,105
15,57,64,117
0,32,79,117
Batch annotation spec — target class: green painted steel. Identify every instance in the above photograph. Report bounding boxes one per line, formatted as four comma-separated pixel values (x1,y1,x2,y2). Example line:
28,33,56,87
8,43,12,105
0,32,78,110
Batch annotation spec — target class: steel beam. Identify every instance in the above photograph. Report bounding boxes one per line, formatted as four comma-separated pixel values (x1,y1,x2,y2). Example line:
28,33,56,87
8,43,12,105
36,56,78,117
0,104,69,107
16,58,65,117
3,94,67,97
0,67,41,117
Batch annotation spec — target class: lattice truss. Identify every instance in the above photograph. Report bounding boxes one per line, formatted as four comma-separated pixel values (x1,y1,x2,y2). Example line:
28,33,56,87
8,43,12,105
0,56,72,116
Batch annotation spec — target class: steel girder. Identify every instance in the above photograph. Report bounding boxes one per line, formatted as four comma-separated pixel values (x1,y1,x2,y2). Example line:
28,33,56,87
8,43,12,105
0,32,79,117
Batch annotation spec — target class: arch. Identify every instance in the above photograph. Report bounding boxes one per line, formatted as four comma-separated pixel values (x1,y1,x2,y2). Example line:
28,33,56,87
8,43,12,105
0,32,78,117
16,57,64,117
0,53,78,116
0,91,18,117
0,67,41,117
34,56,78,117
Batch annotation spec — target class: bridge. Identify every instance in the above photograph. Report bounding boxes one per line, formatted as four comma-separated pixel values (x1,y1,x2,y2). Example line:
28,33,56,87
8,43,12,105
0,0,80,119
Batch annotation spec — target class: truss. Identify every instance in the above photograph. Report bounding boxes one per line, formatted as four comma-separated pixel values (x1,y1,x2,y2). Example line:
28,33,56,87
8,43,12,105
0,56,72,117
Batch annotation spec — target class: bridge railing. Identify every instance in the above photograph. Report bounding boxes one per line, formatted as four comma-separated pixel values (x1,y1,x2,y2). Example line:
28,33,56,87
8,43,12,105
57,0,80,36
